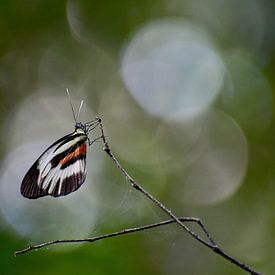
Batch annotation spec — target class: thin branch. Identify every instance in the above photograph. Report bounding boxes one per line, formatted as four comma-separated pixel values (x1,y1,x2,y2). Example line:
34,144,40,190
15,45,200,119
15,117,261,275
15,217,208,256
96,118,260,275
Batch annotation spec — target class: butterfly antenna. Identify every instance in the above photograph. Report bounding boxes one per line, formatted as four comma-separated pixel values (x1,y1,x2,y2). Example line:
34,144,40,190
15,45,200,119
66,88,77,124
78,99,84,121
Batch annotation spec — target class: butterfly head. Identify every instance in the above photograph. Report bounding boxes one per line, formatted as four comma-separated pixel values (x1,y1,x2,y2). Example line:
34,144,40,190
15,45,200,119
75,122,88,135
75,117,101,136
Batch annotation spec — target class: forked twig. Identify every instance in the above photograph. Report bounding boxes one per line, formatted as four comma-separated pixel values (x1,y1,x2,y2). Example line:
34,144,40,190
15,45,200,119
97,118,260,275
15,118,261,275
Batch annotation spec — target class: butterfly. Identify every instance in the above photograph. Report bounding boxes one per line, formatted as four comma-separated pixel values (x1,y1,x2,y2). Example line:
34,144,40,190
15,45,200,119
20,90,101,199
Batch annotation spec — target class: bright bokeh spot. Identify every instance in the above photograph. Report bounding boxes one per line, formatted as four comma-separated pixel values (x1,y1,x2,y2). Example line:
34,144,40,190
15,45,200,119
121,19,226,121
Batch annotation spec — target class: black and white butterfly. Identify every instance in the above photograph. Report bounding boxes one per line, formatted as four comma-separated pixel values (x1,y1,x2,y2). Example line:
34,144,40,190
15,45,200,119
20,90,100,199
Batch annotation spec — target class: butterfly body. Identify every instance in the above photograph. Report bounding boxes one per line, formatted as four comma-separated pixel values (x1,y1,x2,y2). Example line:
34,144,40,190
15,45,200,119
21,123,90,199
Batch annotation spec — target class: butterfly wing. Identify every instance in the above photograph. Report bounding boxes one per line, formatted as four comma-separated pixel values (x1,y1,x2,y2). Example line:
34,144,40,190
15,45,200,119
21,130,88,199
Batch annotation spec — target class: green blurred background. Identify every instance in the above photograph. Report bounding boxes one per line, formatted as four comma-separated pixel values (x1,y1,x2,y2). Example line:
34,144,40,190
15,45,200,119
0,0,274,274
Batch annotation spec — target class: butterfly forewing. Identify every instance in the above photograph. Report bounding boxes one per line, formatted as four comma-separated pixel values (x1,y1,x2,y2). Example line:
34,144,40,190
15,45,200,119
21,129,88,199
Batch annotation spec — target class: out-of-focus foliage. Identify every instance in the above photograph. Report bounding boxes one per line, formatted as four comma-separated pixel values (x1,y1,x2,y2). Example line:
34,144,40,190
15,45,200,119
0,1,274,274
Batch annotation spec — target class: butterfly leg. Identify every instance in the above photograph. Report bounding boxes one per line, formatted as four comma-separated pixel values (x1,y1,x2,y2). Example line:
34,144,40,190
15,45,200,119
88,135,103,146
86,121,101,133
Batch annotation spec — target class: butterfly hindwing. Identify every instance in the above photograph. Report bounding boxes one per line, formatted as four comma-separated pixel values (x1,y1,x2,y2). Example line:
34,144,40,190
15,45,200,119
21,130,88,199
20,160,46,199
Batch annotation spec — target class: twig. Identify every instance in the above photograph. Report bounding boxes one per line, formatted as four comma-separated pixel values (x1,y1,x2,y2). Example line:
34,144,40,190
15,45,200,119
14,217,209,256
96,118,260,275
15,118,261,274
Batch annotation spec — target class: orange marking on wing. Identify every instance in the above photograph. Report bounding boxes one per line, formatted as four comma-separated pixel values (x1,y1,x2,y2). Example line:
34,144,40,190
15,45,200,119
60,143,87,166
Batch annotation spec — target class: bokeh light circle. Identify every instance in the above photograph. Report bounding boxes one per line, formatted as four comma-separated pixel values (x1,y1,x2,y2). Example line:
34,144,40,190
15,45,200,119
181,110,248,205
121,19,226,121
221,51,273,137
